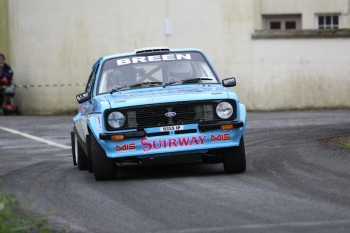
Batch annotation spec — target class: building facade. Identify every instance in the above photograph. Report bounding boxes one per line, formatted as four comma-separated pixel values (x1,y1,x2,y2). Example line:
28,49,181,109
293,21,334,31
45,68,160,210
1,0,349,114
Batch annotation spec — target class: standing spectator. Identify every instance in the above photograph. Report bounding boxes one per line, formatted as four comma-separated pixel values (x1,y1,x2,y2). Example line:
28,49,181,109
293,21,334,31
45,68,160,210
0,53,14,108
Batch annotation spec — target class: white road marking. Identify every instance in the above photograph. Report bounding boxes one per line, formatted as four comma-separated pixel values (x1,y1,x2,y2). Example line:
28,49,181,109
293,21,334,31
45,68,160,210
159,219,350,233
0,125,71,149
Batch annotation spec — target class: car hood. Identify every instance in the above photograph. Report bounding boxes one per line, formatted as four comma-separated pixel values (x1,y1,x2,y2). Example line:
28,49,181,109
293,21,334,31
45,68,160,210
99,85,236,109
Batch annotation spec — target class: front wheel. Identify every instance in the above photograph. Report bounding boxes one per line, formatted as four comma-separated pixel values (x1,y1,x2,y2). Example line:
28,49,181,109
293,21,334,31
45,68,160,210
90,133,116,181
223,136,246,173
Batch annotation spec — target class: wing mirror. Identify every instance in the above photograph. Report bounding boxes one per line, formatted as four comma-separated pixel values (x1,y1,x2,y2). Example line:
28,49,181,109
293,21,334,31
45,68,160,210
222,77,236,87
76,92,91,104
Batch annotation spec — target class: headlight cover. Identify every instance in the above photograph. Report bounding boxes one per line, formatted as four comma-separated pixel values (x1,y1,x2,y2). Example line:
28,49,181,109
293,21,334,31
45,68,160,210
216,102,233,119
107,111,126,128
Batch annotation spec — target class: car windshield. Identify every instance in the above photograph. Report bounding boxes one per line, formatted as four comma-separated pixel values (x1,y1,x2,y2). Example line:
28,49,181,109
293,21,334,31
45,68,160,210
97,52,219,94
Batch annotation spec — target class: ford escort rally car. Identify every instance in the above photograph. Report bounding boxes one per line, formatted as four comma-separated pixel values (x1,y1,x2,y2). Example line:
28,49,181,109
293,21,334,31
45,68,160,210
71,47,247,181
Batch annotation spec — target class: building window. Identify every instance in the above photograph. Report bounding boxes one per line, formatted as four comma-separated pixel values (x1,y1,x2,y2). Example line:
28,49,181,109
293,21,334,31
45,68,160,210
263,14,301,30
285,21,296,29
270,22,281,29
317,14,339,29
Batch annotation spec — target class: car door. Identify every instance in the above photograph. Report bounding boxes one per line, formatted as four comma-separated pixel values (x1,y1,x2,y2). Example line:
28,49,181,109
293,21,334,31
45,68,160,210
76,61,100,147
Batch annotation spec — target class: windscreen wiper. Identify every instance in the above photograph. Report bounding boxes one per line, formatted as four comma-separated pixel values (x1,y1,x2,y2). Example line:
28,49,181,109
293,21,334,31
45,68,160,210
110,86,130,94
163,80,181,88
163,78,213,88
129,82,163,88
181,78,213,83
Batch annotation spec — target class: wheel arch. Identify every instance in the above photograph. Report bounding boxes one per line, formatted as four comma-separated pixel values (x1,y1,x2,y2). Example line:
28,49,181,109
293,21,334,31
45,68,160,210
238,103,247,131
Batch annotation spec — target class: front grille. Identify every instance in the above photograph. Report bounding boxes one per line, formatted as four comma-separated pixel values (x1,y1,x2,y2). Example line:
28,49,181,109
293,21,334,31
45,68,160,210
105,100,237,131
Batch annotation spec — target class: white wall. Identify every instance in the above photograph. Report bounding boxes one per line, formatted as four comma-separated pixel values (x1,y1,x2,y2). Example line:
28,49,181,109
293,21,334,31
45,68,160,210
259,0,350,29
238,38,350,110
6,0,350,114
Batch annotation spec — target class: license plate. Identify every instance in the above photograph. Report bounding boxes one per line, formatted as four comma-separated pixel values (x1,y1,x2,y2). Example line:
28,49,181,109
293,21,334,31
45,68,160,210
160,125,184,132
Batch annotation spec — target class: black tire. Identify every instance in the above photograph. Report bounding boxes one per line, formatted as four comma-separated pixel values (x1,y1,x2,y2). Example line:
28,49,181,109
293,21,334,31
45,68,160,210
77,137,88,170
223,136,246,173
86,134,93,173
90,133,116,181
71,132,77,166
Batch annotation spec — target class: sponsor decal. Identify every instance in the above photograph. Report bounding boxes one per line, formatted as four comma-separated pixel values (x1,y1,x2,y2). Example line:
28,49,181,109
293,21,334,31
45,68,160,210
76,92,89,102
116,143,136,152
223,78,235,85
210,134,230,142
97,115,103,133
141,136,206,153
117,54,191,66
223,78,236,86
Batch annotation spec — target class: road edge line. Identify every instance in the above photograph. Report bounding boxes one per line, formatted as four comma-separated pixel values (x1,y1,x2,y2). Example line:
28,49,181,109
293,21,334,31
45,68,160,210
0,125,71,149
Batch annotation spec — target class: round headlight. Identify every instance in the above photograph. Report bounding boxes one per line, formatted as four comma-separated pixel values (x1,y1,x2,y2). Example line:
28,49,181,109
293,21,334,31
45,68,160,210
107,112,126,128
216,102,233,119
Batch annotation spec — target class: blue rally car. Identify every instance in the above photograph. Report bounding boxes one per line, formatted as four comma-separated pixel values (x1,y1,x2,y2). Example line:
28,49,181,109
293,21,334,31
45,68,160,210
71,47,246,181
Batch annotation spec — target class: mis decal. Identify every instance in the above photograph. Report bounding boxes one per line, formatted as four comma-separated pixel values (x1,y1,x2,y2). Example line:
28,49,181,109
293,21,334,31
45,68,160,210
211,134,230,142
116,143,136,152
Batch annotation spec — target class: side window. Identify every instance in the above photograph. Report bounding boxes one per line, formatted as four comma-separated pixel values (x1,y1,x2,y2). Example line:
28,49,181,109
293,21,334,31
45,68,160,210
85,64,99,95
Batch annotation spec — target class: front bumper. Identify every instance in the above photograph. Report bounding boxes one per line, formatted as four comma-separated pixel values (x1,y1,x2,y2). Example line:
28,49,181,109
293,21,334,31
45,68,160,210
96,120,245,159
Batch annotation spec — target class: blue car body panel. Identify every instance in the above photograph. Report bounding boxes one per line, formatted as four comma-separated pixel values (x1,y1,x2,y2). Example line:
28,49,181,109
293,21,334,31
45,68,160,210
72,47,246,162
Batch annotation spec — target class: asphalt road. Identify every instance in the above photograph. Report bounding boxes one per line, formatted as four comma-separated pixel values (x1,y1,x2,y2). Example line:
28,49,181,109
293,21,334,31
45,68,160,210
0,110,350,233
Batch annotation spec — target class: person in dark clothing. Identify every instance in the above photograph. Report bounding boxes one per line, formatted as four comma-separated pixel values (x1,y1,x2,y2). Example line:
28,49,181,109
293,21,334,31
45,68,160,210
0,53,14,108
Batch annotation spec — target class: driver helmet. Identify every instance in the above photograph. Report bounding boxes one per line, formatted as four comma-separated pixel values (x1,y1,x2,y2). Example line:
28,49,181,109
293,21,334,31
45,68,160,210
108,69,127,86
167,61,192,80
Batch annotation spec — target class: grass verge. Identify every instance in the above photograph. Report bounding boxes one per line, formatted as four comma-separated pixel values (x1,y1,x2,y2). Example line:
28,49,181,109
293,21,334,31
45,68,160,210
320,136,350,151
0,183,62,233
341,138,350,150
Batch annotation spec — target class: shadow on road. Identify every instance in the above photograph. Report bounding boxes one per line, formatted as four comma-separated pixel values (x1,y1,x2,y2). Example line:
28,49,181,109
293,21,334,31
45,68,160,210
112,161,231,181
